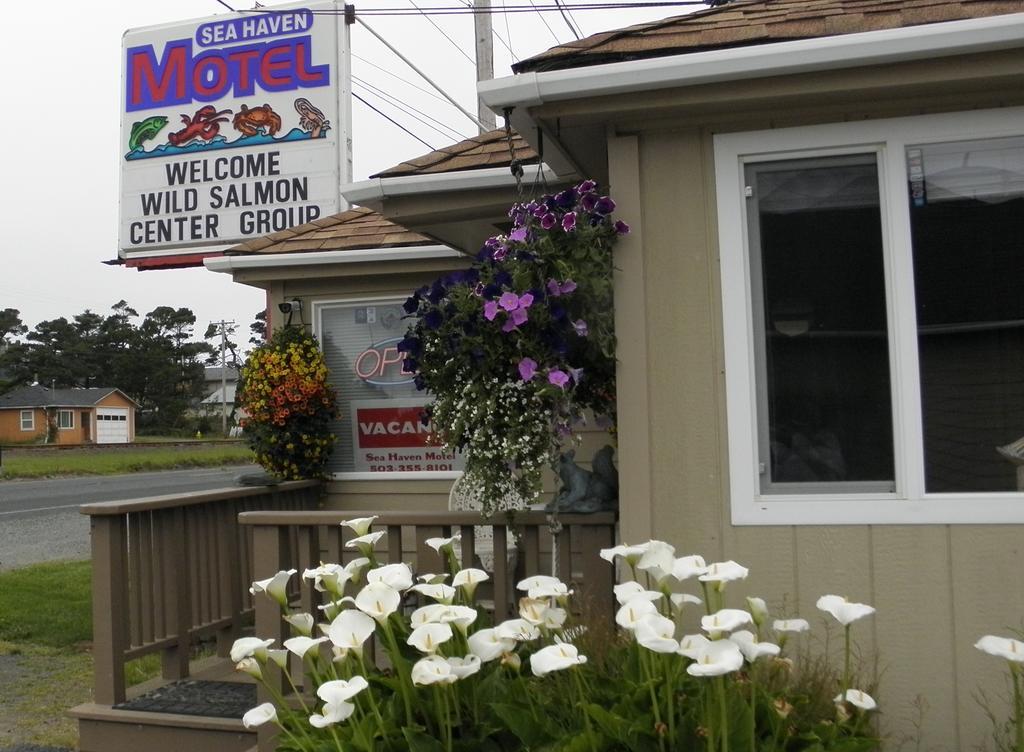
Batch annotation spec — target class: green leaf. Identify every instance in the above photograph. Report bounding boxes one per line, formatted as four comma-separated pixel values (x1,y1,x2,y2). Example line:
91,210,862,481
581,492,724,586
402,727,447,752
492,701,562,748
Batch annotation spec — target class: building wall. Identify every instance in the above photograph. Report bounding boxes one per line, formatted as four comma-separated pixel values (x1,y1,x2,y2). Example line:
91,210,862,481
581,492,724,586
603,60,1024,749
95,392,137,443
0,407,46,443
0,394,136,445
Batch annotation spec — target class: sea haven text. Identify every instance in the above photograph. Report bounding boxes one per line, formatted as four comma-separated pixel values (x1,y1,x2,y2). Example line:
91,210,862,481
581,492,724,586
125,151,326,246
125,10,328,112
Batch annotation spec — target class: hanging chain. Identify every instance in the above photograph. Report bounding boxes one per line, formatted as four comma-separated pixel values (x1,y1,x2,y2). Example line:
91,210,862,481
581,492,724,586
503,107,524,196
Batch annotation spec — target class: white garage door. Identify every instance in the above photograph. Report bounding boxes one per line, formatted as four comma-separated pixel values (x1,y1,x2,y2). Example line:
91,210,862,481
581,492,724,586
96,408,130,443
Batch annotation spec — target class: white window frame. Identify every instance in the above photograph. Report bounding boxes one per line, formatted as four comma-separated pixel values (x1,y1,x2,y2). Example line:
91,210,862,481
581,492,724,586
57,409,74,430
715,106,1024,525
20,410,34,431
313,297,462,482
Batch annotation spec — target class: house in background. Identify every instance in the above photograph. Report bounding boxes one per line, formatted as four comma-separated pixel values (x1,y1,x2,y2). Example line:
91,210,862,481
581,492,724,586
0,386,137,444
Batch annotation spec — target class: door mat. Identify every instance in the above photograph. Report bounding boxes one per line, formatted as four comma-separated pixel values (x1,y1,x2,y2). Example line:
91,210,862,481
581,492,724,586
113,680,256,718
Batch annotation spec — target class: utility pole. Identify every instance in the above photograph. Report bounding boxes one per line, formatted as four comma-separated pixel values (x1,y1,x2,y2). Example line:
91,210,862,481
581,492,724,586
474,0,496,132
211,320,235,436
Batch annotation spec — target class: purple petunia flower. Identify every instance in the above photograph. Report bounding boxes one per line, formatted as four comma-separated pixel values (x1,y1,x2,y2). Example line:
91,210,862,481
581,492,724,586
518,357,538,381
483,300,500,321
493,247,508,262
473,282,485,297
510,308,528,327
519,293,534,309
614,220,631,235
562,212,577,232
501,318,518,333
572,319,588,337
594,196,616,215
560,280,577,294
540,213,557,230
581,193,598,213
548,370,570,389
577,179,597,194
509,226,528,243
499,292,520,311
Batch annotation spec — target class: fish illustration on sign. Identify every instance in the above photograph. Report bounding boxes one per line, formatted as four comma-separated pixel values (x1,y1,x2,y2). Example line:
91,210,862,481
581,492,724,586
295,98,330,139
127,116,168,151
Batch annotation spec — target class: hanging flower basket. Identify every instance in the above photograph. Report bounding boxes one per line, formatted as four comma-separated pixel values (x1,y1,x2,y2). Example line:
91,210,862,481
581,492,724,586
400,180,628,512
237,326,338,480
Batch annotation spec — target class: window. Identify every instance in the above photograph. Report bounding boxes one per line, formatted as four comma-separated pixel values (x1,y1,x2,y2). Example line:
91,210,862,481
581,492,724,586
315,298,464,479
20,410,33,431
716,107,1024,524
58,410,74,429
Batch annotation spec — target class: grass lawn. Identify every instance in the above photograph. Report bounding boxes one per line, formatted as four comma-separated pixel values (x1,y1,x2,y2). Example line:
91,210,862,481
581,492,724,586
0,443,254,479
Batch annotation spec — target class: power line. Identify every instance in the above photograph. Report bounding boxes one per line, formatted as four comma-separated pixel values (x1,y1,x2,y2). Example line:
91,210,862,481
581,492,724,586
406,0,477,64
500,0,519,61
243,2,713,16
353,53,453,104
353,77,468,142
553,0,583,38
527,0,562,44
213,0,236,10
353,92,436,151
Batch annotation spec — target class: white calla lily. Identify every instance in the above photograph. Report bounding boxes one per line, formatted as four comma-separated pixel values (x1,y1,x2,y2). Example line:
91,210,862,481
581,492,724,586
266,648,288,669
701,608,753,636
235,657,262,679
442,605,478,631
230,637,274,663
816,595,875,626
447,654,482,679
671,555,708,582
250,569,297,607
636,540,676,584
452,568,489,598
468,628,516,662
678,633,711,660
528,581,573,600
328,609,376,652
613,581,662,605
835,689,877,711
283,635,327,659
975,635,1024,663
495,618,541,641
367,562,414,591
411,603,450,627
599,543,649,566
543,606,568,629
302,563,347,596
411,583,457,603
425,533,461,552
354,581,401,622
343,557,371,585
318,676,369,704
412,654,457,685
616,597,658,630
340,516,378,536
530,640,588,676
346,531,386,550
729,630,781,662
773,618,810,634
408,622,454,653
242,702,277,728
698,561,749,588
670,593,703,612
746,597,769,627
516,575,563,593
519,597,550,625
418,573,449,584
634,613,679,654
283,612,315,637
686,639,745,677
310,701,355,728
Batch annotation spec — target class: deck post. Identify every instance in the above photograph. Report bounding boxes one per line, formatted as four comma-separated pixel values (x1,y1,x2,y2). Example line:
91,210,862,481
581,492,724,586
162,506,192,680
252,523,290,752
90,514,128,705
578,523,616,627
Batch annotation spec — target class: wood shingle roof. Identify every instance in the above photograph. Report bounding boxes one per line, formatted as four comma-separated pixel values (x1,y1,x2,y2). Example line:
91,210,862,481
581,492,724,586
370,129,538,178
514,0,1024,72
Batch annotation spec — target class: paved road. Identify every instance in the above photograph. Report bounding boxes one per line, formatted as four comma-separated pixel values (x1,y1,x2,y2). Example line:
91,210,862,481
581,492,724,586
0,464,258,570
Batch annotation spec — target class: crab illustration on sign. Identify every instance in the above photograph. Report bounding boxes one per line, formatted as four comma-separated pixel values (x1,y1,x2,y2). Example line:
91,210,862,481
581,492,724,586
294,98,330,139
233,104,282,137
167,105,232,146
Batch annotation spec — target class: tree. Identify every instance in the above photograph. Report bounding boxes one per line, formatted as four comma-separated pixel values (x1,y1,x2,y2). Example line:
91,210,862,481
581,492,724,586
249,308,268,347
0,308,27,393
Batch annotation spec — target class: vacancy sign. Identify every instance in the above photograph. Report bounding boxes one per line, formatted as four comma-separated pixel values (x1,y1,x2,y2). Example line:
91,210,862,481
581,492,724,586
119,1,350,260
350,399,463,474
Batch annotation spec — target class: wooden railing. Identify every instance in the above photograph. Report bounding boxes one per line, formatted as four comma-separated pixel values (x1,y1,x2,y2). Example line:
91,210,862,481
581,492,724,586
239,510,617,695
81,481,322,705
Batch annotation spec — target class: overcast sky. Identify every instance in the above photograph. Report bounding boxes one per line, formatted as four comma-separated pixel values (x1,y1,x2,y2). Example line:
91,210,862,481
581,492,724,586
0,0,682,341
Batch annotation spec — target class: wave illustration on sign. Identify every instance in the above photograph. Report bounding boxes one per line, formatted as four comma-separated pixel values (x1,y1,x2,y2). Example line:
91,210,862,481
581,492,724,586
125,98,330,160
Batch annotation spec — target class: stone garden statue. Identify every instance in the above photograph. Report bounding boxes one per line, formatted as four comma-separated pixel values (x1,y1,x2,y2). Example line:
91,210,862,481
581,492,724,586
545,445,619,514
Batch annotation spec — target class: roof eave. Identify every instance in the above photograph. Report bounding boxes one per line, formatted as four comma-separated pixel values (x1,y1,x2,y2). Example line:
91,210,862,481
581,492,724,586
204,245,464,273
480,12,1024,170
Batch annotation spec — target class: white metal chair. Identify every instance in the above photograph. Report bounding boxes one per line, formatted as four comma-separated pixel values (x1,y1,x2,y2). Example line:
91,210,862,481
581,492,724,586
447,473,524,573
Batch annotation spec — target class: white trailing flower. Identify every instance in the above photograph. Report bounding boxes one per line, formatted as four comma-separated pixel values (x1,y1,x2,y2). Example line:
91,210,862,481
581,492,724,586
425,533,461,552
616,597,658,630
447,655,482,679
468,628,516,662
242,702,277,728
530,639,588,676
678,634,711,660
634,613,679,654
699,561,749,589
367,563,414,591
283,636,327,659
250,569,297,607
328,609,376,653
411,583,457,603
495,618,541,642
729,630,781,662
599,543,649,566
354,581,401,623
408,623,454,654
686,639,744,677
340,516,378,536
283,612,315,637
816,595,876,626
412,655,457,685
773,618,810,634
671,555,708,582
835,689,877,711
975,635,1024,663
613,581,663,606
230,637,274,663
701,608,753,636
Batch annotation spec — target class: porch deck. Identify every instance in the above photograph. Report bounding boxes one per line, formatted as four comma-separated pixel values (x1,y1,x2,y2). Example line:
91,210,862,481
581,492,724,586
69,480,616,752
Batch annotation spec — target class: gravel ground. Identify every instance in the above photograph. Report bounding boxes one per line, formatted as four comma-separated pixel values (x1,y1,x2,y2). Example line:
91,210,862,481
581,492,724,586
0,509,90,572
0,649,88,752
